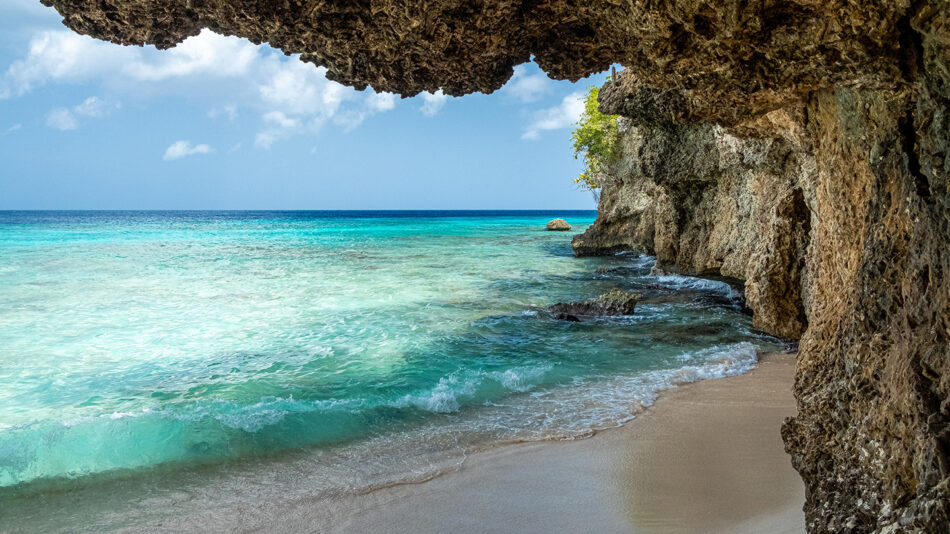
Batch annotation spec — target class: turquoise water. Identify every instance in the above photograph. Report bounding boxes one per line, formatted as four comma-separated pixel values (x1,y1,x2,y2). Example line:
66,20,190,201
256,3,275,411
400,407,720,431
0,211,781,526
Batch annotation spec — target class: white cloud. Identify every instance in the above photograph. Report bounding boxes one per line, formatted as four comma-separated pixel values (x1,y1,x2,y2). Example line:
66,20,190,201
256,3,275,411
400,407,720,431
46,108,78,130
367,91,396,112
5,123,22,134
208,104,238,122
333,110,367,132
503,65,552,103
124,32,258,81
258,61,343,116
261,110,299,129
74,96,119,118
1,31,135,98
420,90,448,117
522,92,585,140
45,96,120,130
163,140,213,160
255,111,305,148
2,29,402,146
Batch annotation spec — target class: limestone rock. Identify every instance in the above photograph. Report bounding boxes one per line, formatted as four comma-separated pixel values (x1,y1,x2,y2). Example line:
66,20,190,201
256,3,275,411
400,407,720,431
42,0,905,102
549,289,640,321
545,218,571,231
572,108,814,340
572,8,950,529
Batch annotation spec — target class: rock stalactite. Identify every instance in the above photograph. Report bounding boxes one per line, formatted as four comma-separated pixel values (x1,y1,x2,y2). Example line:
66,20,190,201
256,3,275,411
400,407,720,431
38,0,950,531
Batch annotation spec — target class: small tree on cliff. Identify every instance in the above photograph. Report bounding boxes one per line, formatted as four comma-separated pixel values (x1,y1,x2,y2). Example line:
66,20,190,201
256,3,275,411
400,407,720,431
571,84,619,190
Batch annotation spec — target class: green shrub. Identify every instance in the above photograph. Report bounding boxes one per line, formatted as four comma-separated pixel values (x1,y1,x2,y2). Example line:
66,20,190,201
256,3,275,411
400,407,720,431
570,84,620,190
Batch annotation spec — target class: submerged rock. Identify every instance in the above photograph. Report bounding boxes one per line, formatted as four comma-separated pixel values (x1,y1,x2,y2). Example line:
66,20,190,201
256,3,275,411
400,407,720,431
546,219,571,231
549,289,641,321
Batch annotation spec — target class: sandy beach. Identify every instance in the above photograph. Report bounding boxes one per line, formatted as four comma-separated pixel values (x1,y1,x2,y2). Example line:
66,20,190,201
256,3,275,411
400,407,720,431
251,351,805,533
3,351,804,533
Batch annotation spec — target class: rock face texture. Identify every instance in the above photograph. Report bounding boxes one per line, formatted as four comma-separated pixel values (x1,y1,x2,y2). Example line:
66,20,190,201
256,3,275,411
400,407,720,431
549,288,640,321
39,0,950,531
573,7,950,532
572,109,815,339
42,0,904,99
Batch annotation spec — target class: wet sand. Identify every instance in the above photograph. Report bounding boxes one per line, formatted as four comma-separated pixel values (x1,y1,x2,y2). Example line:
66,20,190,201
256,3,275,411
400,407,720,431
257,352,805,533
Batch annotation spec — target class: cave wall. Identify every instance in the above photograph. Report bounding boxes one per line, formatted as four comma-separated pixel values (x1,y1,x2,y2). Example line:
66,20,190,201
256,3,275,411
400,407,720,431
782,15,950,526
575,7,950,532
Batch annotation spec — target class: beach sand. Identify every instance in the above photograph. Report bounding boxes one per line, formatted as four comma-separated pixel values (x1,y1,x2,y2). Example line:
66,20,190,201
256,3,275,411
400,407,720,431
258,352,805,533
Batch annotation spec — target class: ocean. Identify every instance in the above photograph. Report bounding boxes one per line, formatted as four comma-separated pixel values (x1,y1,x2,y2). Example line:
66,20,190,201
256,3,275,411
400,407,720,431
0,211,782,530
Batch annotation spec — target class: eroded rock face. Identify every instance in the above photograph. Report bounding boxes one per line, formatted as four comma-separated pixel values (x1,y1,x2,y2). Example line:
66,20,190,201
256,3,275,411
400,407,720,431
43,0,906,100
573,108,815,339
37,0,950,531
574,5,950,531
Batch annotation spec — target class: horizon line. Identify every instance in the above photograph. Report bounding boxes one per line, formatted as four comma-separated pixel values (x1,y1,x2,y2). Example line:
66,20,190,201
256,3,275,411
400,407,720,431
0,208,598,212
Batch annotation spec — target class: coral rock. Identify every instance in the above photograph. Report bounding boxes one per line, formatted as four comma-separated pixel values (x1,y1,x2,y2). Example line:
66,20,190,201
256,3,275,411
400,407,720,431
545,218,571,231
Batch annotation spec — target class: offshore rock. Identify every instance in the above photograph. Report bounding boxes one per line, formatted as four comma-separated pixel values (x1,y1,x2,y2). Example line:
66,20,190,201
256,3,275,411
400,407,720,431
545,218,571,231
549,288,640,321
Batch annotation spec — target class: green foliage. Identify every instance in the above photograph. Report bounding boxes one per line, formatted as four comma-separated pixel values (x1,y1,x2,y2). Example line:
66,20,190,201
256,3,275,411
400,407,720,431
570,84,619,190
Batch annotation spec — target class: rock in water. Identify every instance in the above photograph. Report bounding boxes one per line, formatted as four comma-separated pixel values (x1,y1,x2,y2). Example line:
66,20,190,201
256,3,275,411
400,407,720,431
550,289,640,321
546,219,571,231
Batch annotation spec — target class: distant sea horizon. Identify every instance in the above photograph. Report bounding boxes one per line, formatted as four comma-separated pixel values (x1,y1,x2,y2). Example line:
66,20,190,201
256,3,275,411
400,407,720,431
0,209,599,214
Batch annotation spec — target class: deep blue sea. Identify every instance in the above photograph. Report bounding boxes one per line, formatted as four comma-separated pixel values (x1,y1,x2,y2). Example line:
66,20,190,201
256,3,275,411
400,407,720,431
0,211,781,530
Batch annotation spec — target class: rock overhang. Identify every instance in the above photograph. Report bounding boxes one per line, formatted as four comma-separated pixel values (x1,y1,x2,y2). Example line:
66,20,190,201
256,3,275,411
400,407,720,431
40,0,911,123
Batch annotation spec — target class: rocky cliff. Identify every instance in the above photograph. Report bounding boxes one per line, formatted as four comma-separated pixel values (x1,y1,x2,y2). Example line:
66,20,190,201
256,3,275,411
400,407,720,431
38,0,950,531
575,15,950,532
572,107,815,339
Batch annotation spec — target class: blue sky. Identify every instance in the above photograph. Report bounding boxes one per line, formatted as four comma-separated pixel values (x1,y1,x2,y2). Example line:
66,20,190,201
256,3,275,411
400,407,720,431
0,0,608,210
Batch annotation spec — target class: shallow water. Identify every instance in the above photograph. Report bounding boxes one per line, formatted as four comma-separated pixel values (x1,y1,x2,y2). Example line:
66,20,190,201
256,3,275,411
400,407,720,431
0,211,781,530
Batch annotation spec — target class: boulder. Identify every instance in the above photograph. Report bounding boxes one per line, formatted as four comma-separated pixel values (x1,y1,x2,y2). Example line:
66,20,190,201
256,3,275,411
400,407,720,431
549,289,641,321
546,219,571,231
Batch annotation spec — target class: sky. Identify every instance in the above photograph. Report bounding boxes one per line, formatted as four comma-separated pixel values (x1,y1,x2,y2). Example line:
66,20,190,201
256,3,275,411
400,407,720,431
0,0,609,210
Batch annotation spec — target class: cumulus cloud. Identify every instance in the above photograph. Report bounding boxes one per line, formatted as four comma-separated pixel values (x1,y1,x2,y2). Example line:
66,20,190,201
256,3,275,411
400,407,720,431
420,90,448,117
163,140,213,161
367,91,396,112
2,29,403,146
0,31,134,98
258,61,345,116
255,110,304,148
45,96,120,130
1,30,266,100
74,96,120,118
46,108,78,130
124,32,258,81
503,65,552,103
522,92,585,140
